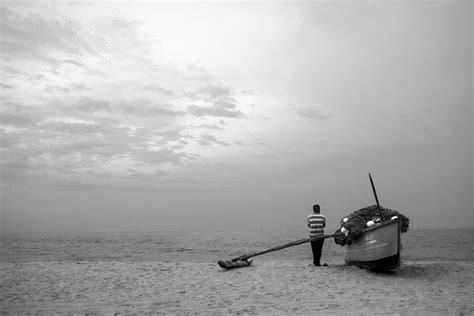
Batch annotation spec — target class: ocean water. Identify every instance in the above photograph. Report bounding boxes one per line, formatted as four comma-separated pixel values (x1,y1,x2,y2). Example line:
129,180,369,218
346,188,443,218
1,229,473,314
1,229,473,264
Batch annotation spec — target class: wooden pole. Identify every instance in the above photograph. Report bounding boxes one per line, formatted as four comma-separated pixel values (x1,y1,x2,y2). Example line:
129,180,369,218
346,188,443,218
221,232,342,264
369,172,384,222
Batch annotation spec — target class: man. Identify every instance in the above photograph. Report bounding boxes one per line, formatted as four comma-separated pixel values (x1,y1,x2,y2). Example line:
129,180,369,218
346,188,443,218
307,204,326,266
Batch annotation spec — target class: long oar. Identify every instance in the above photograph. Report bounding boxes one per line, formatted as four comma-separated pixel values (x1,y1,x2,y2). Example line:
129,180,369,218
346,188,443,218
217,232,343,270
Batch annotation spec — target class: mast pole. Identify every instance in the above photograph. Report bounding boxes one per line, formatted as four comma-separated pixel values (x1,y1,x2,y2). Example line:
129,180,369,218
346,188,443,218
369,173,384,222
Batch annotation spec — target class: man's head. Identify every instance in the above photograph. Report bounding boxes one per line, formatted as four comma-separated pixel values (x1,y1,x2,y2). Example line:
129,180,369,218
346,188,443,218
313,204,320,214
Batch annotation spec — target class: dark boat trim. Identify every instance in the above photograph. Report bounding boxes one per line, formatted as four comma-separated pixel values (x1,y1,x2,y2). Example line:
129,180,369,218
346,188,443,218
347,253,400,271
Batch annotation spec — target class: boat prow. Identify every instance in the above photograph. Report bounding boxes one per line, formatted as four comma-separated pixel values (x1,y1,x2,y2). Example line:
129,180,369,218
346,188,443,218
344,218,402,271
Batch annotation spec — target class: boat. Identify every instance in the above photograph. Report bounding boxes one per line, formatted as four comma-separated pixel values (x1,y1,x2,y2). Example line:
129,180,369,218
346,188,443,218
344,217,401,270
217,174,408,271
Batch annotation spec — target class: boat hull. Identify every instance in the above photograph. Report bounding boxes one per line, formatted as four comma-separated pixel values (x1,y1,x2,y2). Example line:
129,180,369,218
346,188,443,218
344,219,401,270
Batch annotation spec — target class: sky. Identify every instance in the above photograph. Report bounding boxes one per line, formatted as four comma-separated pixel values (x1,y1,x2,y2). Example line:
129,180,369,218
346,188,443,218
0,0,472,232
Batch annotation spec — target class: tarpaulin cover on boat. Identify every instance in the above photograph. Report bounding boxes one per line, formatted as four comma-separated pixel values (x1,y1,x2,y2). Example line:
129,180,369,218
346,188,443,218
334,205,409,246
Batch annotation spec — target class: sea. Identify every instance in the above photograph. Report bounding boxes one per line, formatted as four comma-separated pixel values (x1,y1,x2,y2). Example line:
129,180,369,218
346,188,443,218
1,229,473,314
1,229,473,264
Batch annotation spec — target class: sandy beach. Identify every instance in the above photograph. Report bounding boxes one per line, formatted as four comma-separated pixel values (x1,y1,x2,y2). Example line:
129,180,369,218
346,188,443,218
2,0,472,314
1,259,472,315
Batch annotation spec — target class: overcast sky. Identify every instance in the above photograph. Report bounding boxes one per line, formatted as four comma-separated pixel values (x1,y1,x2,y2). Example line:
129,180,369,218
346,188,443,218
0,0,472,232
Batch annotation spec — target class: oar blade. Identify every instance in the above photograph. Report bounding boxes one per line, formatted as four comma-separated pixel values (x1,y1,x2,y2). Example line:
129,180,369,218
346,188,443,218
217,260,252,270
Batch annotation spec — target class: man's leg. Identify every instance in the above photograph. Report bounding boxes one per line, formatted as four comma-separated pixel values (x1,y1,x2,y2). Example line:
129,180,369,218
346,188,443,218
315,239,325,264
310,241,320,266
311,239,325,266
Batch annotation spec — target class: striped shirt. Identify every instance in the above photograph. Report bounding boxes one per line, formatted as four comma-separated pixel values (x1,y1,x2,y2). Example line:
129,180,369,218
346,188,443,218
307,214,326,237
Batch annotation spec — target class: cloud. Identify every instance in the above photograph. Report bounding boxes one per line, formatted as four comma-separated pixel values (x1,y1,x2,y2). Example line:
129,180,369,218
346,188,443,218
146,107,185,117
187,104,243,118
203,86,231,99
183,64,212,81
0,4,251,188
295,107,331,121
0,6,91,62
38,120,108,137
141,84,175,96
131,148,189,167
49,59,84,75
0,83,15,89
75,97,111,112
115,99,185,117
155,128,188,142
198,134,229,147
70,83,89,91
44,85,69,93
61,59,81,66
44,82,90,94
187,100,243,118
0,97,194,183
1,127,190,183
0,112,35,127
0,5,154,91
192,122,225,131
184,84,245,118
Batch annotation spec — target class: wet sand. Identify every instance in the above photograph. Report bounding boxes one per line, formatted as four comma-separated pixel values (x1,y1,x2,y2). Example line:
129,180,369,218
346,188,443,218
1,259,472,314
